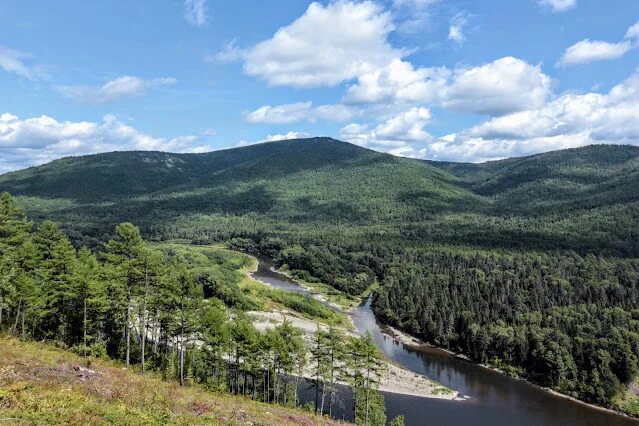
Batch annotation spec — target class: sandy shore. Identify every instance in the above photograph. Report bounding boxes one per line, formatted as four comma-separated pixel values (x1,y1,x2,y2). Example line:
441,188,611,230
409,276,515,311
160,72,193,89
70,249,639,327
248,310,459,400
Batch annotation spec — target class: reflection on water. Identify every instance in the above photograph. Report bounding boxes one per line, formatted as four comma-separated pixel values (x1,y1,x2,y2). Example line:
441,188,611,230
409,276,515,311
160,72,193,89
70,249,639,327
252,256,638,426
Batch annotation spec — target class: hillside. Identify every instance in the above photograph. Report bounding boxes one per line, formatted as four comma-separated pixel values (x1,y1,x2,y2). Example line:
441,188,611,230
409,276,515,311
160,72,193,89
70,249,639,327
1,138,638,255
0,335,347,426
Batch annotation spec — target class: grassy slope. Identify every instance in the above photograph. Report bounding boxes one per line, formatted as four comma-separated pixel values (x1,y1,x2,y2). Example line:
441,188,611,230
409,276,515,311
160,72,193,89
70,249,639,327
0,335,348,426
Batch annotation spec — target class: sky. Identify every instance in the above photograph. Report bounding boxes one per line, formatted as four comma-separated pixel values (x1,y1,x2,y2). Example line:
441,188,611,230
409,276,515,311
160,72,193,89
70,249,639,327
1,0,638,172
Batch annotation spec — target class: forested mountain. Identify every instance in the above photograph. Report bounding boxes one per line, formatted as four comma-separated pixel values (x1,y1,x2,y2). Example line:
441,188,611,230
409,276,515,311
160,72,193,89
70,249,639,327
2,137,639,413
1,138,638,255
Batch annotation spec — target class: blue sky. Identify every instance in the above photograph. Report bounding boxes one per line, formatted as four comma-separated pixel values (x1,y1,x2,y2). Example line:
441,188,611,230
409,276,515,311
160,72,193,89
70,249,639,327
1,0,638,171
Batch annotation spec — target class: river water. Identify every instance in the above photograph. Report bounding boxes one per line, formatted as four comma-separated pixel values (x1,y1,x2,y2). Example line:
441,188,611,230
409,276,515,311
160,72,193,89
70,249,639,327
251,256,638,426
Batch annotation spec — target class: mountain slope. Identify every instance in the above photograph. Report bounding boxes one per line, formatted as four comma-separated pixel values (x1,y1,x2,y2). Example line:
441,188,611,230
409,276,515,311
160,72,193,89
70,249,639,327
427,144,639,215
0,138,638,255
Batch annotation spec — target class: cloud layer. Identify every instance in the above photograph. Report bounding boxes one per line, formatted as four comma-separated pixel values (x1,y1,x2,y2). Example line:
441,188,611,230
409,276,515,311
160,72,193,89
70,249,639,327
0,113,208,173
354,70,639,162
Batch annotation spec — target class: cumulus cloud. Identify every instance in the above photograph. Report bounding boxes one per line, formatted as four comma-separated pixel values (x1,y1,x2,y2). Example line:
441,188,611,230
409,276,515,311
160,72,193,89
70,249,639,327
416,70,639,162
538,0,577,12
344,59,450,105
442,57,552,116
184,0,207,27
245,102,355,124
345,57,551,116
340,107,432,154
58,76,177,104
558,20,639,66
558,40,633,66
243,1,400,88
0,46,47,80
239,2,550,120
0,113,208,173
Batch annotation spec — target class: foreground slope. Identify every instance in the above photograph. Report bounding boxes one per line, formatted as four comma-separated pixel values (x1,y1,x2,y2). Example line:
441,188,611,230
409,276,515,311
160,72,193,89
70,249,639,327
0,335,347,426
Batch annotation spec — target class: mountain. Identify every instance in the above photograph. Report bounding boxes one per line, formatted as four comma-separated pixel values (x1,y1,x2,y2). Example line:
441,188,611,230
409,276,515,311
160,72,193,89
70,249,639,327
1,137,638,255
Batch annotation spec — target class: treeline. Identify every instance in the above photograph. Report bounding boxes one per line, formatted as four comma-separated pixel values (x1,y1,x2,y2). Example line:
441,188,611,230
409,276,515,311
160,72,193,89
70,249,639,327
373,249,639,406
0,193,395,425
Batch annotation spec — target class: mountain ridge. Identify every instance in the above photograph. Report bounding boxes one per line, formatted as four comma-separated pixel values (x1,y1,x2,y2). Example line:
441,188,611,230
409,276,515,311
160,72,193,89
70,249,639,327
1,137,638,255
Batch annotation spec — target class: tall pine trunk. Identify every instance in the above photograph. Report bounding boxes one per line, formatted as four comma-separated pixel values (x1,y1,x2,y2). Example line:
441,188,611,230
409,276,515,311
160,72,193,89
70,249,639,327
125,299,131,369
83,297,87,358
141,268,148,373
179,300,185,386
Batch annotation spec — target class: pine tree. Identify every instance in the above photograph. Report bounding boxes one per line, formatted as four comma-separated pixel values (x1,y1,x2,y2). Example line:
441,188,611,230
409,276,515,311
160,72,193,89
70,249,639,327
105,222,144,368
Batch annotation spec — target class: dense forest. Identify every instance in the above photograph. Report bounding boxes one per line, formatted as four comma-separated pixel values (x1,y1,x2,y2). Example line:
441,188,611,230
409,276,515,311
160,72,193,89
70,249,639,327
1,137,639,412
0,192,393,426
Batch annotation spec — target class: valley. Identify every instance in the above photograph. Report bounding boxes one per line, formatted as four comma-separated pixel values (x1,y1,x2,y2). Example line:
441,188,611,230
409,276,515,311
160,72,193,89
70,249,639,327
2,138,639,424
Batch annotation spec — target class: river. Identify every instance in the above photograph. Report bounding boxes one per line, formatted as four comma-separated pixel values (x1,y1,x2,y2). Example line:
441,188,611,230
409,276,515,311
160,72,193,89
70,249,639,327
251,256,638,426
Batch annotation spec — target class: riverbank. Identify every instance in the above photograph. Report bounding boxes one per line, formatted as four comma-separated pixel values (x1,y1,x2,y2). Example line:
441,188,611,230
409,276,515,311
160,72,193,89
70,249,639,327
381,322,638,420
248,309,459,400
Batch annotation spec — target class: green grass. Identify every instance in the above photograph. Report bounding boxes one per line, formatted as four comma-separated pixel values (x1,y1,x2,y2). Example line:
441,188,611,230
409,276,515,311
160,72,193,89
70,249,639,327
0,335,349,426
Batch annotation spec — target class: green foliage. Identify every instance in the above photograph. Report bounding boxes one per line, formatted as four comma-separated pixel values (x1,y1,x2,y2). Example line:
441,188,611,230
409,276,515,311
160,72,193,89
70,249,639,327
390,415,406,426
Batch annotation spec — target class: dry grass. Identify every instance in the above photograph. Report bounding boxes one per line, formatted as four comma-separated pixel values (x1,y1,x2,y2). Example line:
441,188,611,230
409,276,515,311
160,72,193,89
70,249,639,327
0,335,350,425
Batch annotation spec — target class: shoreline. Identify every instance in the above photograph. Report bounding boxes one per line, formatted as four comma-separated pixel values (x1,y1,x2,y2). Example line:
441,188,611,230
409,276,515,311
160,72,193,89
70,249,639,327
381,323,636,419
248,309,459,400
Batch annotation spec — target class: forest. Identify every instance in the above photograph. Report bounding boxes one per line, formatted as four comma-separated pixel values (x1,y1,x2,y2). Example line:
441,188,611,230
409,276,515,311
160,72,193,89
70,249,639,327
1,138,639,413
0,192,396,426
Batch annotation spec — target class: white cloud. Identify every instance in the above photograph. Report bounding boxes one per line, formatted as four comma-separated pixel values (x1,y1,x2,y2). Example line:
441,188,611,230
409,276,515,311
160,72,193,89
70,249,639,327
0,113,208,172
236,131,312,147
243,1,400,88
417,70,639,162
344,59,450,105
538,0,577,12
184,0,207,27
200,128,216,136
340,107,432,153
240,3,549,119
245,102,355,124
0,46,47,80
260,131,312,143
448,14,467,44
212,39,244,62
58,76,177,104
442,57,552,116
344,57,551,116
558,40,633,66
391,0,439,34
558,21,639,67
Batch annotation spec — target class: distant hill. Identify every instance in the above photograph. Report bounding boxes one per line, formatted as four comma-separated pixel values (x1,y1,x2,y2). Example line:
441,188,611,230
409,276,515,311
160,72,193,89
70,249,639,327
1,138,638,255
